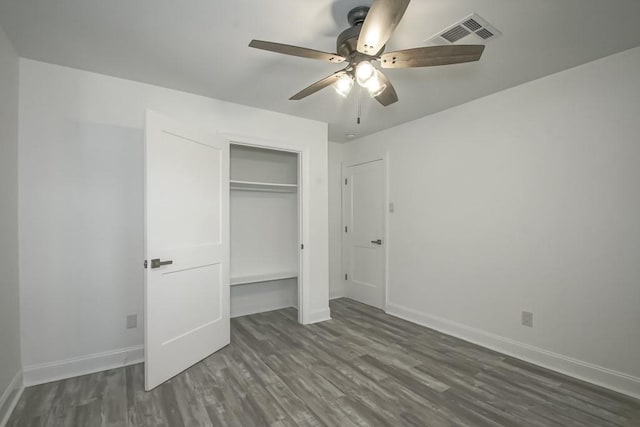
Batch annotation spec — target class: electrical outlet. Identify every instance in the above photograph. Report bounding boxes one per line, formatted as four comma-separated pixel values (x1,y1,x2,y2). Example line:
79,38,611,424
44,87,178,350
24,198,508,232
126,314,138,329
521,311,533,328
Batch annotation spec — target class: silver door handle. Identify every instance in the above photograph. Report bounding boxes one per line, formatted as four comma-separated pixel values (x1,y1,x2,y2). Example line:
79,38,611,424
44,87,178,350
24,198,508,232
150,258,173,269
371,239,382,245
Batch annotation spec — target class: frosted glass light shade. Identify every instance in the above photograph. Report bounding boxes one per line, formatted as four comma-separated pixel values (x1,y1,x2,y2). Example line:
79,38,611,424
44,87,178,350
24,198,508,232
334,75,354,97
355,61,375,86
366,71,387,97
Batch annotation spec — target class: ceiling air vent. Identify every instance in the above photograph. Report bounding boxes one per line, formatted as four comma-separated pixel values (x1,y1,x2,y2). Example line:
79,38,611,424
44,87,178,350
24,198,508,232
427,13,502,45
462,18,482,32
440,26,470,43
476,28,495,40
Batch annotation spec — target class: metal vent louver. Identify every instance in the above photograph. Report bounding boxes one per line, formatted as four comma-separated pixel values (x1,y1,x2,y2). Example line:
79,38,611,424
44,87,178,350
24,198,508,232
462,18,482,32
427,13,502,45
440,26,470,43
476,28,494,39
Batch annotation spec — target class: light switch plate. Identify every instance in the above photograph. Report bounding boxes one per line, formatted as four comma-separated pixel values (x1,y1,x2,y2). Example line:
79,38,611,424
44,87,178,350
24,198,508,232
522,311,533,327
126,314,138,329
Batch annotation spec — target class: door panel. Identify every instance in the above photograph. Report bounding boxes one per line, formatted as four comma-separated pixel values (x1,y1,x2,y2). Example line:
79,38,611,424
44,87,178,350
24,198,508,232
343,159,385,309
145,111,229,390
351,246,381,288
156,263,222,342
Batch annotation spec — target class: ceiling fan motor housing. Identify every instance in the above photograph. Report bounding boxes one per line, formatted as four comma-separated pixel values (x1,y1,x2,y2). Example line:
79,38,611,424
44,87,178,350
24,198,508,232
337,6,384,60
347,6,369,26
337,26,361,58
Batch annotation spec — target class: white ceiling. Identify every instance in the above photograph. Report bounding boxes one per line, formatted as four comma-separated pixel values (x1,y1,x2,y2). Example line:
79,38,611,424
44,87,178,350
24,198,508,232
1,0,640,142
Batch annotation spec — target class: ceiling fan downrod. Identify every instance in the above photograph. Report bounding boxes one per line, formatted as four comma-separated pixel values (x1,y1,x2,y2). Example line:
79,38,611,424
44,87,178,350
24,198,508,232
347,6,370,26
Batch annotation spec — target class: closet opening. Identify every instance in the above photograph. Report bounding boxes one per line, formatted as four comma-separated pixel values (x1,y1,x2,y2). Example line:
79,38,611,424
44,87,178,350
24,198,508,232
229,143,303,323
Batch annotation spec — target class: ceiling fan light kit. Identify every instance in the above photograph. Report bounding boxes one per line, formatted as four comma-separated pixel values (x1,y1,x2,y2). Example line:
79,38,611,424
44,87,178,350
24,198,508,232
351,60,385,98
365,70,387,97
248,0,486,107
334,74,354,97
356,61,375,85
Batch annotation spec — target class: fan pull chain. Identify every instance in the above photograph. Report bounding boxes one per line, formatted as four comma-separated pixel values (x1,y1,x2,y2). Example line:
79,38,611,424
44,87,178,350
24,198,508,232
357,86,362,125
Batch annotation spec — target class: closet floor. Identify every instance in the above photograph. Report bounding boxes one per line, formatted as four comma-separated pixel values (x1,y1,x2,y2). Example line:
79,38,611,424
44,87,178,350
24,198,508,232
8,298,640,426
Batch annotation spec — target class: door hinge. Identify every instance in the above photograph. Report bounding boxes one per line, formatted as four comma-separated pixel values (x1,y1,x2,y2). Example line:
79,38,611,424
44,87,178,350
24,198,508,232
144,260,147,269
345,178,347,185
345,273,348,280
345,226,348,233
301,243,304,250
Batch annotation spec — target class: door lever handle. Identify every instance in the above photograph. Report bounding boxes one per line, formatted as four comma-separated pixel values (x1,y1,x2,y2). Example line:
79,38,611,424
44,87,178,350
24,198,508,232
150,258,173,269
371,239,382,245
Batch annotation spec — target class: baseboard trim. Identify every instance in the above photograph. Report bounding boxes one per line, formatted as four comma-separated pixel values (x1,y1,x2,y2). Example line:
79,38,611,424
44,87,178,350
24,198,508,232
304,307,332,324
231,302,297,318
23,345,144,387
0,370,24,427
386,302,640,400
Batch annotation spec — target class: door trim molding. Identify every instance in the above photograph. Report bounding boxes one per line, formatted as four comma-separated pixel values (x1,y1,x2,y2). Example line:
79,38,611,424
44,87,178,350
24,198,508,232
341,154,389,311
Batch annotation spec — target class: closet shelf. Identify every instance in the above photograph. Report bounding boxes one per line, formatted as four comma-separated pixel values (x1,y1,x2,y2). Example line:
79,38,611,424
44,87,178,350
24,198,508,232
230,271,298,286
230,180,297,193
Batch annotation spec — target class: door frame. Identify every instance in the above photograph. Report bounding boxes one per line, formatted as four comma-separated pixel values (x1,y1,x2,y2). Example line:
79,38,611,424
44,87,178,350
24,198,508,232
221,132,308,324
341,154,389,311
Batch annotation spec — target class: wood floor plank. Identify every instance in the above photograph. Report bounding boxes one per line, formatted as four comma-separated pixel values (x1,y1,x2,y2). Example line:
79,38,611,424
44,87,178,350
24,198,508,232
8,298,640,426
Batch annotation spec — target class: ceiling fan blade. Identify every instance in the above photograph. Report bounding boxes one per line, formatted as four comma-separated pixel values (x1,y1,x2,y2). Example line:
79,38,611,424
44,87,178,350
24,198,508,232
290,70,347,100
380,45,485,68
249,40,346,63
374,71,398,106
357,0,411,55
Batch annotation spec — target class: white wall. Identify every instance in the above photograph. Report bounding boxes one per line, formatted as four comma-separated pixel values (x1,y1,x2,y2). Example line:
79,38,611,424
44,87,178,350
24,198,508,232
342,47,640,398
18,59,329,385
0,23,22,424
328,142,344,299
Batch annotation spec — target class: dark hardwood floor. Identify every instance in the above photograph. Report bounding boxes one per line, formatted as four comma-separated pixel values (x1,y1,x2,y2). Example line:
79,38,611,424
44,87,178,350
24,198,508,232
8,298,640,426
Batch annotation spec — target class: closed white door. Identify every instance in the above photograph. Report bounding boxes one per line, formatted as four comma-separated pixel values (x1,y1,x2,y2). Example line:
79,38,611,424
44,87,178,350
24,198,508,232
144,111,229,390
342,159,385,309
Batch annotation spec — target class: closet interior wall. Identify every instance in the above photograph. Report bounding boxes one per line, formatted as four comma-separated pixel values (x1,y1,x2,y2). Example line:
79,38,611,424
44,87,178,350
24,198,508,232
229,144,300,318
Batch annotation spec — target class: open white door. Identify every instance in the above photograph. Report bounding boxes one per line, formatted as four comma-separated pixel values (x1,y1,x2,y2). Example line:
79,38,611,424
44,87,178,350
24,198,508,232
144,110,229,390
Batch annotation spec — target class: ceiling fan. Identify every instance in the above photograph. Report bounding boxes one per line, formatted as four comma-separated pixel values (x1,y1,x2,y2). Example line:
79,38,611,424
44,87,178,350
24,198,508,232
248,0,485,106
